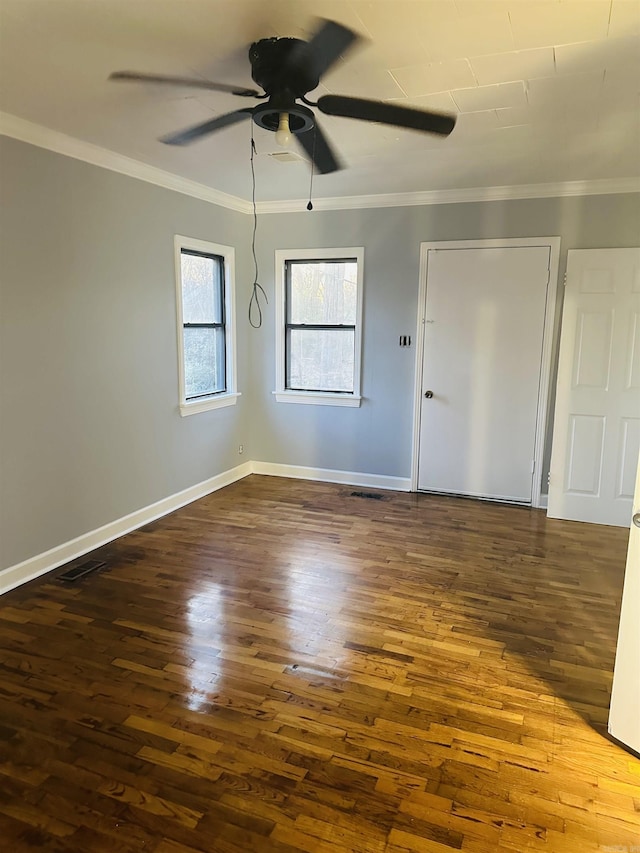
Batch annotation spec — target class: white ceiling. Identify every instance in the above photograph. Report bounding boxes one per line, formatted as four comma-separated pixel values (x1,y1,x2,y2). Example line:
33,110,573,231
1,0,639,204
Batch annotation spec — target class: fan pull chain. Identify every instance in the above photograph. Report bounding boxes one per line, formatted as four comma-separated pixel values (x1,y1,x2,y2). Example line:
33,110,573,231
248,132,268,329
307,128,316,211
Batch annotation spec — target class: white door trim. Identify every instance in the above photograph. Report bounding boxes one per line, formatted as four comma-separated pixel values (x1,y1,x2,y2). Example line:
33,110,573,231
411,237,561,508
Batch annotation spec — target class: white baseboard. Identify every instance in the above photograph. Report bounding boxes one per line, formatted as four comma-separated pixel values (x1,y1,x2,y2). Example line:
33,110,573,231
0,462,252,595
1,460,411,596
251,461,411,492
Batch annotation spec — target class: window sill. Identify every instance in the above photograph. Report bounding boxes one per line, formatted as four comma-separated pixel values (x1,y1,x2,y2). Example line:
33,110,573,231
180,392,241,417
273,391,362,408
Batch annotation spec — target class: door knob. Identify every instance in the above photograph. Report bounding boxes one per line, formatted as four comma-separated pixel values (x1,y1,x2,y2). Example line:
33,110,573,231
424,390,434,399
633,512,640,528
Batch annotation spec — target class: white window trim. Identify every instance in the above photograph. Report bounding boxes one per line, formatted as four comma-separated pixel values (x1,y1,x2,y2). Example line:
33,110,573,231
174,235,240,417
274,247,364,407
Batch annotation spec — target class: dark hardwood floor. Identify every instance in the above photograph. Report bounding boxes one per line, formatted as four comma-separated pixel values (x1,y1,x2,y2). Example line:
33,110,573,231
0,475,638,852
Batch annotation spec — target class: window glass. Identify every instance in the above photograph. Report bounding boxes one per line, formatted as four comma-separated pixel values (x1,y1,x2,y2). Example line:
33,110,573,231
183,326,226,397
287,329,355,392
288,261,358,325
181,253,223,325
180,250,225,400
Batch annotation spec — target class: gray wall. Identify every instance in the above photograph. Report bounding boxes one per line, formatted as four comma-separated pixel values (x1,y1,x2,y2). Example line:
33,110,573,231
249,194,640,483
0,137,251,570
1,134,639,573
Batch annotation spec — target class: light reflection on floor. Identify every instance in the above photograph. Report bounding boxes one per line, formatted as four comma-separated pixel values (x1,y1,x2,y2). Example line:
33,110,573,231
185,583,225,711
282,543,349,672
182,543,354,709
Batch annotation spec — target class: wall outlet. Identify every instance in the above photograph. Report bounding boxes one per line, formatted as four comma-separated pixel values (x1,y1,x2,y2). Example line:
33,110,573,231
238,444,244,455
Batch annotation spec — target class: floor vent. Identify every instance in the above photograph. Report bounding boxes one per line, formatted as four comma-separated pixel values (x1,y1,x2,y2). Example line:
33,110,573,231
58,560,106,582
351,491,387,501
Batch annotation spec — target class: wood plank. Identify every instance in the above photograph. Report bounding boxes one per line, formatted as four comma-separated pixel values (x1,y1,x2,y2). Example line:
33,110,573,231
0,475,636,852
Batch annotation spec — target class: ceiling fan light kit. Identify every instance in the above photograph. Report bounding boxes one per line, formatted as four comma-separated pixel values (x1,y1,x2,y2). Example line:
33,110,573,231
274,113,293,147
253,98,314,137
110,18,457,176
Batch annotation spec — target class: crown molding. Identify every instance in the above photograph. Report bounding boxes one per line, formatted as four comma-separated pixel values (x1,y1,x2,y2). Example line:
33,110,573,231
0,111,253,215
2,111,638,216
255,177,640,214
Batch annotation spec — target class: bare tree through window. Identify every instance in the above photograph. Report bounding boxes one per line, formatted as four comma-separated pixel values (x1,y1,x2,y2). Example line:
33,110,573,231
286,260,358,392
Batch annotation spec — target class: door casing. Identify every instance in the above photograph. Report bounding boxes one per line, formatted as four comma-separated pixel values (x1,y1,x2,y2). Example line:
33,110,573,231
411,237,561,508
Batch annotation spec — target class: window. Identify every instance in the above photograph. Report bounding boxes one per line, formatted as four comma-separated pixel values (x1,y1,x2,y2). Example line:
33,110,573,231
175,236,239,416
274,248,364,406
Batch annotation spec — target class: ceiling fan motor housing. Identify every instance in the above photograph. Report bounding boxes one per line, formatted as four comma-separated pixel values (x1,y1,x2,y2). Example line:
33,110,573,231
249,37,320,97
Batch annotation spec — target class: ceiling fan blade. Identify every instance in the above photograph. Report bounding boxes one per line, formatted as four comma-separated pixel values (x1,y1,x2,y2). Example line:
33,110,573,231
317,95,457,136
296,123,342,174
110,71,260,98
160,108,254,146
289,19,360,81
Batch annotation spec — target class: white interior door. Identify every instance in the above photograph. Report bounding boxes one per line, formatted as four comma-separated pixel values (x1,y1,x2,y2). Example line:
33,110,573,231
548,249,640,526
609,451,640,754
417,243,552,503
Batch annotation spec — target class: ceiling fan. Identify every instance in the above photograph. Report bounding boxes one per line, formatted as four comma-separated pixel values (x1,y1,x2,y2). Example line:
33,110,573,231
110,19,457,175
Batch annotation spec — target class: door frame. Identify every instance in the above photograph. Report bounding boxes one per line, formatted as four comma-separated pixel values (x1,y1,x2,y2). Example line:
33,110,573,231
410,237,561,508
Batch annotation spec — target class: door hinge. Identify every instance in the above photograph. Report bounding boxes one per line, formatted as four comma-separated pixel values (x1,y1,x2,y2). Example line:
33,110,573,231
563,272,567,287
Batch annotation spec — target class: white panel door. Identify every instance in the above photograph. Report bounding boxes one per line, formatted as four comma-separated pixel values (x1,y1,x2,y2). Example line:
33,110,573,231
417,245,551,502
548,249,640,526
609,451,640,754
